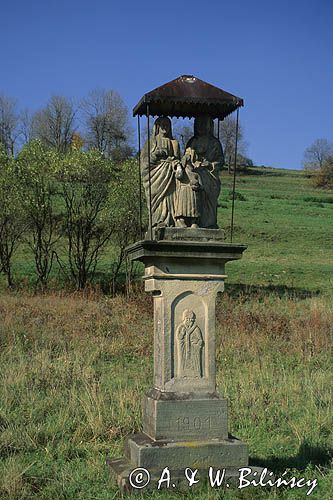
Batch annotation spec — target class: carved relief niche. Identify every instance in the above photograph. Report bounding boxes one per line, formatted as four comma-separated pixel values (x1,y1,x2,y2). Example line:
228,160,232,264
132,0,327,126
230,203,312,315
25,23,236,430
171,291,207,381
176,309,203,378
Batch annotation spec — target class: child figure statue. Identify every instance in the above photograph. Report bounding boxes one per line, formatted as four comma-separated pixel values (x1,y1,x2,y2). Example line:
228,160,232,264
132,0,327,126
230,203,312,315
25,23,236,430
174,148,202,228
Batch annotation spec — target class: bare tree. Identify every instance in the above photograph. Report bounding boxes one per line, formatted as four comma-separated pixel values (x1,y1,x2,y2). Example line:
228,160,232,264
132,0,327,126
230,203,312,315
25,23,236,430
162,116,249,172
0,95,19,156
173,120,193,153
303,138,333,171
33,96,76,153
18,108,37,146
80,89,132,159
218,115,247,173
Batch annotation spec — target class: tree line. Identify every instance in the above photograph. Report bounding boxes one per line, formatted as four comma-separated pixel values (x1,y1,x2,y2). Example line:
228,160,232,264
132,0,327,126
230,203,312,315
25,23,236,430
0,90,133,159
0,89,142,290
0,89,254,290
0,90,251,167
0,141,141,290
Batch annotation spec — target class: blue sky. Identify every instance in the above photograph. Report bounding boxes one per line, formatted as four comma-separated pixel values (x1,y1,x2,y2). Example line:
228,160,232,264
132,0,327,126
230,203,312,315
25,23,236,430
1,0,332,169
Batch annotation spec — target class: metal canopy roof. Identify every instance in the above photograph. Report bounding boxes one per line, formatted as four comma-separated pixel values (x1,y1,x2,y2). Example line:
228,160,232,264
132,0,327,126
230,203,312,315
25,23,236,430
133,75,244,120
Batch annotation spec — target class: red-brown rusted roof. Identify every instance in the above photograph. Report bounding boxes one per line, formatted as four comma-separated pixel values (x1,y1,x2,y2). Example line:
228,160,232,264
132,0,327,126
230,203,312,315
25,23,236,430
133,75,243,120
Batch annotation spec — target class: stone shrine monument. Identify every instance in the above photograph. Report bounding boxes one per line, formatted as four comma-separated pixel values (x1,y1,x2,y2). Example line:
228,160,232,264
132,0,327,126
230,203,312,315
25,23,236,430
109,75,250,490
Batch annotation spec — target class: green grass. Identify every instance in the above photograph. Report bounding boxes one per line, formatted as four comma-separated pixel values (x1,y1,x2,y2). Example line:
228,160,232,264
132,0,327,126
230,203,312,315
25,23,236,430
2,166,333,294
0,167,332,498
0,291,332,499
218,168,333,294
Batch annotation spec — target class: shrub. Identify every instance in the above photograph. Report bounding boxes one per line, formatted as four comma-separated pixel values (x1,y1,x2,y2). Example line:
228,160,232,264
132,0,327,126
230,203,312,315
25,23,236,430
228,190,246,201
312,156,333,189
15,140,60,288
0,147,25,287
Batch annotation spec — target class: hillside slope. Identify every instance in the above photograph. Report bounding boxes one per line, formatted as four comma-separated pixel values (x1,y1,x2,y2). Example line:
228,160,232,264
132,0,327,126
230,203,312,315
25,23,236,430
219,167,332,294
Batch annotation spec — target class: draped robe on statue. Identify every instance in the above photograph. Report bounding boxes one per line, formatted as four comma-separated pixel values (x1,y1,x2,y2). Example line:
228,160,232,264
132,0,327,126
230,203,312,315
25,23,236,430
141,130,180,228
186,120,224,229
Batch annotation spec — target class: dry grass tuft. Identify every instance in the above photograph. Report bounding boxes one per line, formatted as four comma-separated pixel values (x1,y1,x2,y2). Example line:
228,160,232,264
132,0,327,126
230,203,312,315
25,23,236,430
0,290,332,498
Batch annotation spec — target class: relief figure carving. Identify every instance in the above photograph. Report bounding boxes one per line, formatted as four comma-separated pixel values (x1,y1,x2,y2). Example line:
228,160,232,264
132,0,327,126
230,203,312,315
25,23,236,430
176,309,203,378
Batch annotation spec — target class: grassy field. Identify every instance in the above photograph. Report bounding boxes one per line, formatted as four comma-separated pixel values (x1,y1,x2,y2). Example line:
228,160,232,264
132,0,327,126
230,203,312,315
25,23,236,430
0,167,332,499
218,167,333,295
2,166,333,295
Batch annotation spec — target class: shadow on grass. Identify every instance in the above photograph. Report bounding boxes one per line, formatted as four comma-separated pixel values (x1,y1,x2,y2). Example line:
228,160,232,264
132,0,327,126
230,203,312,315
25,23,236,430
223,167,287,177
250,441,333,473
99,278,321,301
242,168,286,177
1,274,321,301
224,283,320,300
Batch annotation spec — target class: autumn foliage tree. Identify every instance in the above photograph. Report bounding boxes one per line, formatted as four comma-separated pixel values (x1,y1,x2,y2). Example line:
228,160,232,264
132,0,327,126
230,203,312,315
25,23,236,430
312,156,333,189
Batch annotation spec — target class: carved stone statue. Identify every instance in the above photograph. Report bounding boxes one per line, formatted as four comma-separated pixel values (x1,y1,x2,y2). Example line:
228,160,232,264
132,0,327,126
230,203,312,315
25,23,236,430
141,115,224,232
176,309,203,378
174,149,202,228
186,116,224,229
141,117,180,229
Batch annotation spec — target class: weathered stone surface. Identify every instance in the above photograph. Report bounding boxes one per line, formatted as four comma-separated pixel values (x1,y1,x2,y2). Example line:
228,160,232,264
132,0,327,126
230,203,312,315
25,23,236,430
145,276,223,394
125,433,248,470
141,115,224,230
153,227,225,242
141,117,180,229
109,240,248,491
126,239,247,266
143,392,228,441
131,242,246,395
185,116,224,229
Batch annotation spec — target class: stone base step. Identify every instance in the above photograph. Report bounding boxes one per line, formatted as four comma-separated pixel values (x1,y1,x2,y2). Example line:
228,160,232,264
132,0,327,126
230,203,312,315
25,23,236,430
124,432,248,470
107,456,270,493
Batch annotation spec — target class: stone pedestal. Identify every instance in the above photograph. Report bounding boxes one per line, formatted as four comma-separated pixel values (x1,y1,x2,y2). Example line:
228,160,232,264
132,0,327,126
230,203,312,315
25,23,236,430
108,230,248,491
